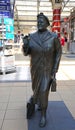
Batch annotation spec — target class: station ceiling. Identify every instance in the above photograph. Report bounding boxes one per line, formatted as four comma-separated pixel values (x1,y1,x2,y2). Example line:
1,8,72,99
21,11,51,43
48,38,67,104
14,0,75,33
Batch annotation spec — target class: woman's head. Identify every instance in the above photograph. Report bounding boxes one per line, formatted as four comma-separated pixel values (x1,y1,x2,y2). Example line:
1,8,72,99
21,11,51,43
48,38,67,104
37,13,50,31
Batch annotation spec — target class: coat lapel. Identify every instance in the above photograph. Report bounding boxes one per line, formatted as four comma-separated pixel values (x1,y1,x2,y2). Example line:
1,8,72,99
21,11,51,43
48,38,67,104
40,31,52,43
30,30,52,48
30,31,42,48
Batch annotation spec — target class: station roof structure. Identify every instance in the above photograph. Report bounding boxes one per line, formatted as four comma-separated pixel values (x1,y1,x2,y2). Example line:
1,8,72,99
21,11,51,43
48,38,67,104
14,0,75,33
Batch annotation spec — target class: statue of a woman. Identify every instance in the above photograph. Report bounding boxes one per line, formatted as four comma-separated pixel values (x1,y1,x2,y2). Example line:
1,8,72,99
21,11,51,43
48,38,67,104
22,12,62,127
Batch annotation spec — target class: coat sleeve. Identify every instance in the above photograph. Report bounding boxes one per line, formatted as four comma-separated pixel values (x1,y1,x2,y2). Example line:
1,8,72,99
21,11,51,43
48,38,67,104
52,37,62,73
22,35,31,56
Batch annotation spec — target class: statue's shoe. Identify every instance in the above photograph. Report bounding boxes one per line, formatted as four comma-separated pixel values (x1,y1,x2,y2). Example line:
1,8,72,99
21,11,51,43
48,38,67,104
39,116,46,127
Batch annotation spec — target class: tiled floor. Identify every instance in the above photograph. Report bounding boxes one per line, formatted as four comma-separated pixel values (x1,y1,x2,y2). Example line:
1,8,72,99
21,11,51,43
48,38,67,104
0,54,75,130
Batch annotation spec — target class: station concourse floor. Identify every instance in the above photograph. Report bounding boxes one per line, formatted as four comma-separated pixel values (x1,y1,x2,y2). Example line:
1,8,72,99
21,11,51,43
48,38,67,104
0,53,75,130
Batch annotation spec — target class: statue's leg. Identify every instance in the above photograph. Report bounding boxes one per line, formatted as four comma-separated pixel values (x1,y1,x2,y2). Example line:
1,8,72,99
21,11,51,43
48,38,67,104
36,95,42,111
37,102,41,111
39,91,49,127
26,96,35,119
39,108,46,127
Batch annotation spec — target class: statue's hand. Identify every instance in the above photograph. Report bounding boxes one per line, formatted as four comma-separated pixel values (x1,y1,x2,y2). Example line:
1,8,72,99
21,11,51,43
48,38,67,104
23,35,29,45
22,35,30,56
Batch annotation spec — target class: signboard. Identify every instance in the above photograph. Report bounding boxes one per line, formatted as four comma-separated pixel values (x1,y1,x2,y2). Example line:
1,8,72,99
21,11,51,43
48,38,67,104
6,0,10,3
0,5,11,11
0,0,14,40
0,3,7,6
0,55,16,73
6,32,14,39
4,18,14,25
0,0,10,4
0,19,1,23
0,17,14,40
0,1,6,4
0,40,2,47
0,0,14,18
0,12,12,18
6,25,14,32
0,5,7,11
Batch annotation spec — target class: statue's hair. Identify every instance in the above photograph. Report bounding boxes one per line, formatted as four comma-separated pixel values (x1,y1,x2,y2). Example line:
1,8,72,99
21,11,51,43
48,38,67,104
37,12,50,26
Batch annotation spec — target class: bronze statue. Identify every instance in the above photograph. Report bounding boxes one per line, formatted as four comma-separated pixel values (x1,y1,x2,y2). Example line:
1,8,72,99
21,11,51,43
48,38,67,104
22,13,62,127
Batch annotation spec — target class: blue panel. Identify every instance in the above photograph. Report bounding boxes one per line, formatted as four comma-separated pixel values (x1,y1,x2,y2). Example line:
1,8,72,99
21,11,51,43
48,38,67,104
0,16,14,23
6,25,14,32
0,3,10,6
0,0,6,4
6,0,10,3
0,40,2,47
0,5,7,11
0,12,10,18
0,0,14,18
0,3,7,6
0,0,10,3
4,18,14,25
0,5,11,11
4,12,12,18
6,32,14,39
0,18,1,23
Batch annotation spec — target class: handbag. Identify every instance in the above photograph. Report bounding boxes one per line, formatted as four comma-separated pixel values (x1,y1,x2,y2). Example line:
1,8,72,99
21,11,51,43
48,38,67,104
26,97,35,119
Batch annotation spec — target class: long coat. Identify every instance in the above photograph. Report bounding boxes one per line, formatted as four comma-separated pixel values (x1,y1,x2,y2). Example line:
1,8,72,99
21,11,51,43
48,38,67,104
23,30,62,103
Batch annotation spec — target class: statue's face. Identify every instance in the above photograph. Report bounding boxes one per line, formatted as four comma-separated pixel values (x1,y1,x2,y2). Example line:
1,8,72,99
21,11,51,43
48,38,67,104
37,16,48,31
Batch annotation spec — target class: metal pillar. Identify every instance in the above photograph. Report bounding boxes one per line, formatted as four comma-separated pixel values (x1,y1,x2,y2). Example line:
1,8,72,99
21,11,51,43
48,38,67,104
52,9,61,37
37,0,40,15
51,0,62,37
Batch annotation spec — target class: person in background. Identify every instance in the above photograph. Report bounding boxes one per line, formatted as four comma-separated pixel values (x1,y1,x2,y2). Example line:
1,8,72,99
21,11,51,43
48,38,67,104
22,12,62,127
60,35,65,53
14,34,17,43
64,36,68,53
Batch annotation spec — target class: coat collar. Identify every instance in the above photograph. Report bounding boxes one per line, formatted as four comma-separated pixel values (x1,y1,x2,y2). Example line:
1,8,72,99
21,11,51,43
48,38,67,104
30,30,52,47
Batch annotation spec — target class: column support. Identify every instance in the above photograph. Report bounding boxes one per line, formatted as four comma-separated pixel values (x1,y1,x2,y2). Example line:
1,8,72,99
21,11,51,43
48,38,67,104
52,8,61,37
51,0,62,37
